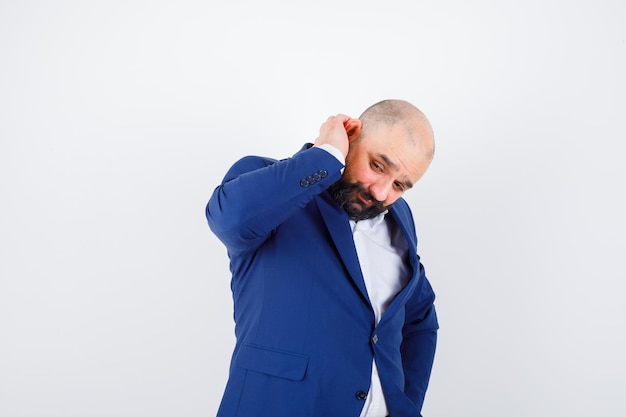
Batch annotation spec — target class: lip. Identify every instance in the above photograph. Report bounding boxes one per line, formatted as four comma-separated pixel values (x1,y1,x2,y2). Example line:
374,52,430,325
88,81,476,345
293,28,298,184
358,193,372,206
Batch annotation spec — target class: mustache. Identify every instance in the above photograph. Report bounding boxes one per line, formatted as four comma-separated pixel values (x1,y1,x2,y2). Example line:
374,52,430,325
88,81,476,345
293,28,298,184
331,181,382,205
353,185,382,207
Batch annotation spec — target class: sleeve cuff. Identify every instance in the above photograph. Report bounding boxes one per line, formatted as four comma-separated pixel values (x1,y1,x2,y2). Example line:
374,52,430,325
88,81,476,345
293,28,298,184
315,144,345,166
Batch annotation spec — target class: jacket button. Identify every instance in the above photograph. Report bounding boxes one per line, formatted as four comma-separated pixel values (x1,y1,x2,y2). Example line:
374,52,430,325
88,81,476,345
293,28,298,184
372,334,378,344
299,179,310,187
356,390,368,400
318,169,328,178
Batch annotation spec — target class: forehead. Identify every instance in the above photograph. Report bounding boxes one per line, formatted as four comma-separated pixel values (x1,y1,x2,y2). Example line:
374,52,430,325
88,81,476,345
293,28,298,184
357,124,427,180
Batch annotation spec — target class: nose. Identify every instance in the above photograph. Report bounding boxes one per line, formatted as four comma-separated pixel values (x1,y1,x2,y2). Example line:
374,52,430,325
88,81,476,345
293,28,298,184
368,179,393,203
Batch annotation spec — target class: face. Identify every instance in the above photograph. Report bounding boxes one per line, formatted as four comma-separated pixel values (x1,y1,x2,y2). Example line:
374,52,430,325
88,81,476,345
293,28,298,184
329,123,431,221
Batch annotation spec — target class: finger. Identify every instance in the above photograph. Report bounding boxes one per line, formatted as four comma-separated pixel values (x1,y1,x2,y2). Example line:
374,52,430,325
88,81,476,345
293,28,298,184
342,117,358,127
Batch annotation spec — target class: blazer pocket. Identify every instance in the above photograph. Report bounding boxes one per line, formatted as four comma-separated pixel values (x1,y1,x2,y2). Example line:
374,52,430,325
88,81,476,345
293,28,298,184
237,344,309,381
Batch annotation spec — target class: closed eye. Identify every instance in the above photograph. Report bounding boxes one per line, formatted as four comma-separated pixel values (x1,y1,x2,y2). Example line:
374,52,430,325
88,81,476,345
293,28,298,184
371,161,383,172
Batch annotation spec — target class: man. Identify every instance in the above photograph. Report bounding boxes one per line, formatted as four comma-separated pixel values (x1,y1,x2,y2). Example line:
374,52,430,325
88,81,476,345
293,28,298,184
206,99,438,417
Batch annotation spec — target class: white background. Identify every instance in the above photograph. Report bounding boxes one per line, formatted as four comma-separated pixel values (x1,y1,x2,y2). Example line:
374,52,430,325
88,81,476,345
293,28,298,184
1,1,625,416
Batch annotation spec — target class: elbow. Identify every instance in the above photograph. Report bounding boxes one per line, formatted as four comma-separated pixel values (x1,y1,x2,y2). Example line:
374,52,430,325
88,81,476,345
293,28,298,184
206,187,235,236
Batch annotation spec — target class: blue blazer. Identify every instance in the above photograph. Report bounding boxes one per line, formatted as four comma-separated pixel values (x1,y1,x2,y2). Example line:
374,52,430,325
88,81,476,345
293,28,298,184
206,144,438,417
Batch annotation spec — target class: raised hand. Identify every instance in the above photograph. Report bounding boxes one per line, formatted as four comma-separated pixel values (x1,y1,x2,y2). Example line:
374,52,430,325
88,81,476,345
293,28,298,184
314,114,362,158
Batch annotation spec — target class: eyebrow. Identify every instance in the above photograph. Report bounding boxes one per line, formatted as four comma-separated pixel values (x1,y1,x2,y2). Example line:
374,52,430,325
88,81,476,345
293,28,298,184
376,153,414,189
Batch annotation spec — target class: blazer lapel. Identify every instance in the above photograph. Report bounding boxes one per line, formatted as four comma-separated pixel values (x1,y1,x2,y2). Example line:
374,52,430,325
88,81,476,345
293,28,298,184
314,192,371,304
389,204,419,278
377,205,420,323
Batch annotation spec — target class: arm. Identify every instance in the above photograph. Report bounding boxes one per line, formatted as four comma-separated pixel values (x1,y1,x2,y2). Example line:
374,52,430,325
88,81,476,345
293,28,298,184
206,146,343,254
400,265,438,413
206,114,360,254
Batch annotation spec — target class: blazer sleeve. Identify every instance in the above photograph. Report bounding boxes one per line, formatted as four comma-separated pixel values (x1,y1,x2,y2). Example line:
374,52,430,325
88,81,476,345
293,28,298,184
206,144,344,254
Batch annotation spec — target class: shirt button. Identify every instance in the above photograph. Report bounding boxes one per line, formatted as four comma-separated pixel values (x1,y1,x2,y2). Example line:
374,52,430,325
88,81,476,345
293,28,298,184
356,390,368,400
372,334,379,344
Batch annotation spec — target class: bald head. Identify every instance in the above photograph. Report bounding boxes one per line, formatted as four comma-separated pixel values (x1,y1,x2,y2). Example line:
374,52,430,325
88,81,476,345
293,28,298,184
358,99,435,161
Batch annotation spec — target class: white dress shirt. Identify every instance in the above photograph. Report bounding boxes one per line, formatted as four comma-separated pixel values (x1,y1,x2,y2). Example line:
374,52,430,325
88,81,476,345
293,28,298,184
352,213,411,417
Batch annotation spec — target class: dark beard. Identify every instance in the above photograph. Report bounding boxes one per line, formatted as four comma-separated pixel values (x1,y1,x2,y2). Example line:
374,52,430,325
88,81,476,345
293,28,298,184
328,179,387,221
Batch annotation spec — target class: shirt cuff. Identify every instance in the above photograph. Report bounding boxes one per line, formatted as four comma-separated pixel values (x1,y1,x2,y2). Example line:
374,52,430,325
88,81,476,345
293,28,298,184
315,144,346,166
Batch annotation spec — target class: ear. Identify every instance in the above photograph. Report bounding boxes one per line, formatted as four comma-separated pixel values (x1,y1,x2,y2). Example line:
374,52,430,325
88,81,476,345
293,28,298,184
344,118,362,141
